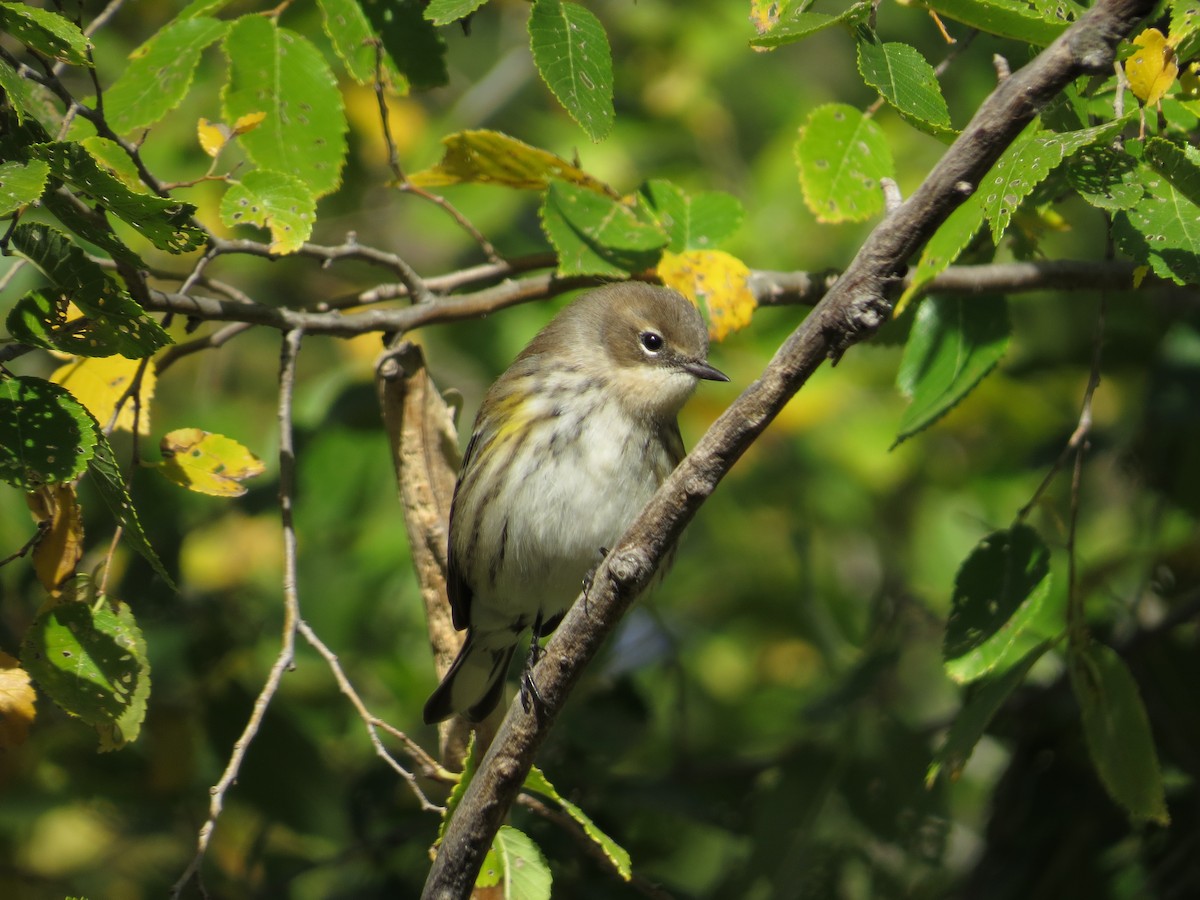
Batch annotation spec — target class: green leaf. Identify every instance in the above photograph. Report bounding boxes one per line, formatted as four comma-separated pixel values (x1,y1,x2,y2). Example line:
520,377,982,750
360,0,448,90
1144,137,1200,209
104,17,227,134
895,294,1009,445
19,594,151,751
898,191,987,310
0,57,28,122
409,129,612,193
179,0,236,17
856,38,953,137
529,0,614,142
222,16,349,198
795,103,893,224
927,641,1052,786
485,826,552,899
0,376,97,489
0,158,49,215
0,2,90,65
6,289,139,358
29,141,205,253
921,0,1072,45
1069,640,1170,825
749,2,871,48
317,0,406,89
10,223,171,358
524,766,632,880
85,421,176,589
942,524,1053,684
540,181,668,276
219,171,316,255
1068,146,1145,211
981,131,1065,244
79,136,146,190
437,733,476,843
639,180,745,252
38,190,147,270
1113,166,1200,286
425,0,490,25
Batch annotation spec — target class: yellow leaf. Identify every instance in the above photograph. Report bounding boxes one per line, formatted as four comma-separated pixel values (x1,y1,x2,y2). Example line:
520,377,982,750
1181,61,1200,99
26,485,84,592
197,117,230,157
749,0,784,35
232,111,266,135
51,356,156,435
658,249,757,341
1132,265,1150,289
409,130,613,193
157,428,266,497
1125,29,1178,106
0,650,36,749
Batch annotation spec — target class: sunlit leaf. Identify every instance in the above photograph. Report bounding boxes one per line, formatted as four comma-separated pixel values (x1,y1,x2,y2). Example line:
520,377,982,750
219,170,316,254
540,181,667,276
896,190,986,314
1144,137,1200,208
639,180,745,252
1113,166,1200,286
795,103,893,224
486,826,552,898
425,0,490,26
1125,28,1178,106
856,38,953,137
981,131,1065,244
0,376,97,489
529,0,614,142
524,766,632,880
0,159,49,216
156,428,266,497
409,130,612,193
750,2,870,49
919,0,1071,45
51,356,156,435
658,249,757,341
0,651,36,749
0,2,90,65
318,0,406,89
79,136,145,190
1067,145,1145,211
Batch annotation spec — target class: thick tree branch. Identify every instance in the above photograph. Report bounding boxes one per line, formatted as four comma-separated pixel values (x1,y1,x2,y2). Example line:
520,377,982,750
421,1,1155,896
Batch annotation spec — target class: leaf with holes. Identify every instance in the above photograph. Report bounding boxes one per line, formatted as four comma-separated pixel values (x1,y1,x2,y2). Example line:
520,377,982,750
222,17,348,198
0,2,90,65
481,826,552,898
540,182,668,276
220,171,316,255
0,159,49,216
1113,168,1200,286
981,130,1066,244
856,38,953,138
0,377,97,489
317,0,405,89
156,428,266,497
1068,146,1145,211
409,130,612,193
750,2,870,48
1125,28,1178,105
658,249,756,341
1144,137,1200,209
27,485,85,592
795,103,893,224
7,290,141,358
895,294,1010,446
639,180,745,252
51,357,157,436
529,0,614,142
105,17,227,133
360,0,447,90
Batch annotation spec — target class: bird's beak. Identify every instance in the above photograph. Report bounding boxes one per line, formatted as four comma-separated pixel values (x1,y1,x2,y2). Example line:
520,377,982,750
683,359,730,382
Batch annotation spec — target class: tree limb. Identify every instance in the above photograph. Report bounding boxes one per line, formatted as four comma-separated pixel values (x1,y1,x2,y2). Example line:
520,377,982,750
421,1,1156,896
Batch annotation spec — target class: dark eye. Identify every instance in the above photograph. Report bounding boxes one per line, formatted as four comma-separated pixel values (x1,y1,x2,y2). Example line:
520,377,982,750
640,331,664,353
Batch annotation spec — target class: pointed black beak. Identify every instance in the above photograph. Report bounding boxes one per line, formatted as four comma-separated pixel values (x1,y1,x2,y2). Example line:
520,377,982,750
683,359,730,382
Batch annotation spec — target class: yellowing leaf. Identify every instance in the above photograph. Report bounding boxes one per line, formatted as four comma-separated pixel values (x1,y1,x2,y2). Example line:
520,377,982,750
198,117,230,157
1125,29,1178,105
232,111,266,135
1181,61,1200,99
157,428,265,497
409,129,612,193
0,651,36,749
51,356,156,435
27,484,84,592
658,249,757,341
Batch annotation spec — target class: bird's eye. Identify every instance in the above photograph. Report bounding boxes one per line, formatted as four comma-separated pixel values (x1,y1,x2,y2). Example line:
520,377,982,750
640,331,664,353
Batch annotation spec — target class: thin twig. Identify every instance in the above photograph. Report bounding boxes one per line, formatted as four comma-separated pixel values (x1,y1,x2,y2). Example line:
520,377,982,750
170,328,305,899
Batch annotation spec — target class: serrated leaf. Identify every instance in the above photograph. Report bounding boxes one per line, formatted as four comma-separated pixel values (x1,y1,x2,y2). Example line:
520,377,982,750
540,181,667,276
219,170,316,254
920,0,1069,45
749,0,797,34
942,524,1053,683
180,0,236,17
317,0,406,89
1125,29,1178,106
7,289,140,358
0,57,28,123
0,650,36,749
27,484,85,592
928,640,1052,786
524,766,632,880
437,733,476,843
795,104,893,224
1113,167,1200,286
222,17,348,198
1069,640,1169,825
38,191,147,270
85,423,175,589
895,294,1010,446
360,0,448,90
489,826,552,899
51,357,156,435
658,249,756,341
10,223,172,358
409,129,612,193
105,17,227,134
156,428,265,497
0,2,90,65
1172,0,1200,63
639,180,744,252
897,190,987,314
0,376,97,489
20,596,151,750
529,0,614,142
79,136,145,190
856,38,952,136
981,131,1066,244
1068,146,1144,210
1144,137,1200,208
750,2,871,48
0,159,49,215
29,142,204,253
425,0,489,26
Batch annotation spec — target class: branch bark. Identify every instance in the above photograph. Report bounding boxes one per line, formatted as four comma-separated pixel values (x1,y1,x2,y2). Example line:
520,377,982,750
421,1,1156,896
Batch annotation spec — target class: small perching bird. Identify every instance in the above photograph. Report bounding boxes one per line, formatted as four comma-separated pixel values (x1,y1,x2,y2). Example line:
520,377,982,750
423,282,728,724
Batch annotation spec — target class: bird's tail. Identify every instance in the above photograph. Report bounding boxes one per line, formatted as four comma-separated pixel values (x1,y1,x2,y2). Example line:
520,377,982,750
423,633,517,724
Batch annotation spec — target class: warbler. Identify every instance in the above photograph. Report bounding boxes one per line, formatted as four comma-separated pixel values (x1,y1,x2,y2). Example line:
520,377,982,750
422,282,728,724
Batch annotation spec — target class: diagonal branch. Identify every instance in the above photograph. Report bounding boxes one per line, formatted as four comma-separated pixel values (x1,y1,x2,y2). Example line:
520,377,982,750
421,1,1156,896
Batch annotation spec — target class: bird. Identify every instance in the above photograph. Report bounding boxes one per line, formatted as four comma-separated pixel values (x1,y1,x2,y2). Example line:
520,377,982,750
422,282,728,724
